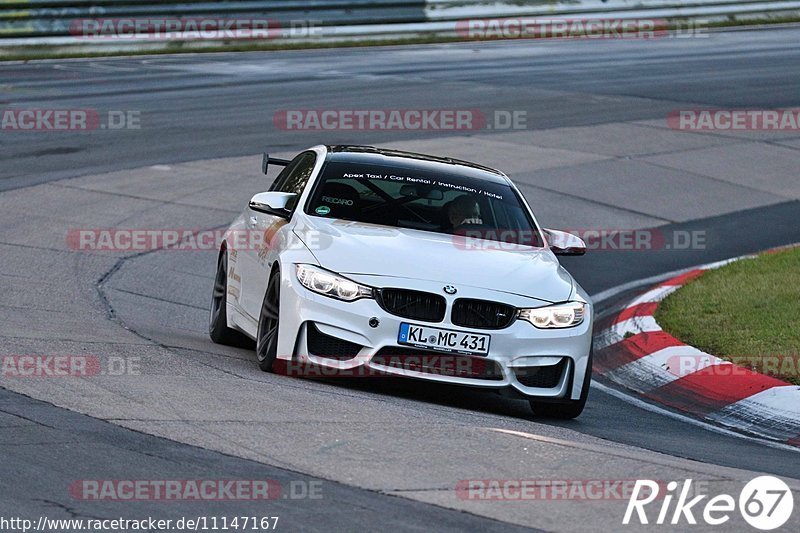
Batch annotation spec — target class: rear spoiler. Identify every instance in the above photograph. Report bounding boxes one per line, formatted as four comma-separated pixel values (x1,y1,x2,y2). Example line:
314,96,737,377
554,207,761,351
262,153,291,174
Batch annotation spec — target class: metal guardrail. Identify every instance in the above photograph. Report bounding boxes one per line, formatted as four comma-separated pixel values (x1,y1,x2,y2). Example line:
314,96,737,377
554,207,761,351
0,0,798,41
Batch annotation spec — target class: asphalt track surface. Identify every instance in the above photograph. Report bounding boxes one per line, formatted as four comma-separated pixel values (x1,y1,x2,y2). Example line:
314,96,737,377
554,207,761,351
3,28,800,191
2,28,800,531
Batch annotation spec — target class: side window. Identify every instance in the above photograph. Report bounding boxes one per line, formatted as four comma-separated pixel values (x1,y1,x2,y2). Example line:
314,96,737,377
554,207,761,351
275,152,317,211
268,154,302,192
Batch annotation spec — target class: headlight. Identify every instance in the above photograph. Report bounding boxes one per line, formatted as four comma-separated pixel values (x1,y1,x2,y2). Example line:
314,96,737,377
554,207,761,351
295,264,373,302
518,302,586,329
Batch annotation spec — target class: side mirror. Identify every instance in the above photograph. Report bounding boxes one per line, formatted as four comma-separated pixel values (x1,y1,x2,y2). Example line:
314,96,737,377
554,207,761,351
249,191,297,218
544,228,586,256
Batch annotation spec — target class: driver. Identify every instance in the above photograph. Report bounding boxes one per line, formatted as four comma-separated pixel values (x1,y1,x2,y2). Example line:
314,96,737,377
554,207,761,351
447,194,483,232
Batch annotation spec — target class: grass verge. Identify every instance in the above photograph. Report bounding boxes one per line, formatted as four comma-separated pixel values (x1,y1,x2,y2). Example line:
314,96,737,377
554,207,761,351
655,246,800,385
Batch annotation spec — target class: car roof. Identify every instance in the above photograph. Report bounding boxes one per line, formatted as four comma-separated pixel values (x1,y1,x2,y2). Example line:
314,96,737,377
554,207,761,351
325,145,511,185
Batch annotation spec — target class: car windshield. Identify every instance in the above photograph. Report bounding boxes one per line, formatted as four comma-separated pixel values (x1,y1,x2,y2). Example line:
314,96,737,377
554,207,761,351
305,160,543,246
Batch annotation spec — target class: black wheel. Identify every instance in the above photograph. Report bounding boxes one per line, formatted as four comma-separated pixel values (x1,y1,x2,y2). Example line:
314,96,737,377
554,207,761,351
256,269,281,372
529,348,592,420
209,250,250,346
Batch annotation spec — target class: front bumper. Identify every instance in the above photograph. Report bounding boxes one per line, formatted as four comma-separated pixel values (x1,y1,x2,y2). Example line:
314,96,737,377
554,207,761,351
276,271,593,400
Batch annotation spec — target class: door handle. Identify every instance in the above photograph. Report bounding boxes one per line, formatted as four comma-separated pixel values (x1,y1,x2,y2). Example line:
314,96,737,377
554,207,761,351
249,216,258,226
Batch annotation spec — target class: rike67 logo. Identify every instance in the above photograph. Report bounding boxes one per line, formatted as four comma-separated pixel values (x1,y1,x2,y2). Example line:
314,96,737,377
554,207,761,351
624,476,794,530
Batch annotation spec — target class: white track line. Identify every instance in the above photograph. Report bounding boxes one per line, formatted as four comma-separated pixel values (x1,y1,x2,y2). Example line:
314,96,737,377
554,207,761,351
589,267,696,305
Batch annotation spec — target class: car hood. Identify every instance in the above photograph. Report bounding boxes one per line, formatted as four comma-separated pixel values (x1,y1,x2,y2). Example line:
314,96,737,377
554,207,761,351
294,217,574,304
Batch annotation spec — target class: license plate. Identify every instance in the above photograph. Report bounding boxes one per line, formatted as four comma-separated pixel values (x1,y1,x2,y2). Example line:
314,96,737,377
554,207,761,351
398,323,490,355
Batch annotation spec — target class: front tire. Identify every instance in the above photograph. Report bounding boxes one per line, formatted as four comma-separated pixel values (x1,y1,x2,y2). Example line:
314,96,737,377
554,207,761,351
256,269,281,372
209,250,249,346
529,348,592,420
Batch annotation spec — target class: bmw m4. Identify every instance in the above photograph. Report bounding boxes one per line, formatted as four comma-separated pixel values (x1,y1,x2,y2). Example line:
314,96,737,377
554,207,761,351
210,145,593,418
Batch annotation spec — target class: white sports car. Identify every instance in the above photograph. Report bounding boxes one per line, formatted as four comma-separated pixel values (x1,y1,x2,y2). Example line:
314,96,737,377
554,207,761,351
210,145,593,418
